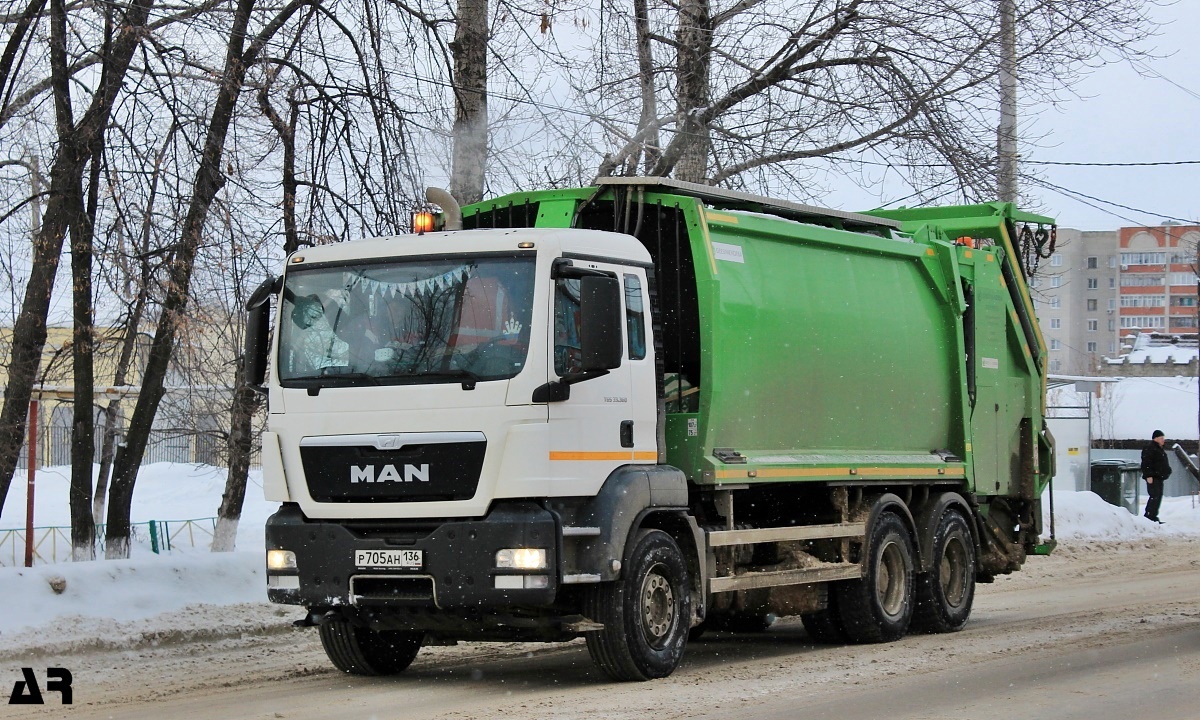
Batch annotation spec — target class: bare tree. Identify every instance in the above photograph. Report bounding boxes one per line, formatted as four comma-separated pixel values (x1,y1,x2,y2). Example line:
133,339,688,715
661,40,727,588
104,0,319,558
0,0,155,518
586,0,1156,202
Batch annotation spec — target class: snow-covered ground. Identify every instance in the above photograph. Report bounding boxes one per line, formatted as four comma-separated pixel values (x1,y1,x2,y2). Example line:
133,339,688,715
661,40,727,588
1,464,1198,648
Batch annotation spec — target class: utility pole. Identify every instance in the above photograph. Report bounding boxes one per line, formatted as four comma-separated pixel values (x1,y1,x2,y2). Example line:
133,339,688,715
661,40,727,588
997,0,1018,203
24,154,41,568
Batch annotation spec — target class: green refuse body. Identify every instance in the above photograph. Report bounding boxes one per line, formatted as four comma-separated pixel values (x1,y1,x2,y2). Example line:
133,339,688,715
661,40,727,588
464,180,1055,502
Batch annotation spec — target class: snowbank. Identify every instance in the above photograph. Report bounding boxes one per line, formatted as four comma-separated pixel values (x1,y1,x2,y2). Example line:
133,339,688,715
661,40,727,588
1043,490,1200,539
0,551,267,636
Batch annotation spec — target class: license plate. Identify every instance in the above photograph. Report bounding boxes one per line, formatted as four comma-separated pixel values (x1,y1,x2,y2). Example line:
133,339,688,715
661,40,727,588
355,549,423,568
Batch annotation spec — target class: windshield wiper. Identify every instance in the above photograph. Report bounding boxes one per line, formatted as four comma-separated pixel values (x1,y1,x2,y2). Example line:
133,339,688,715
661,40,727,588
316,368,380,384
378,367,482,390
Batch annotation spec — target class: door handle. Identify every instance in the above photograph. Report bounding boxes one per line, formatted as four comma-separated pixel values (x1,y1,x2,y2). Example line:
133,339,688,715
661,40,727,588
620,421,634,448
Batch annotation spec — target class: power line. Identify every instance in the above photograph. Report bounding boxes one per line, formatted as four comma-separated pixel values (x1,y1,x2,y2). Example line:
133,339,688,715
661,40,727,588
1024,159,1200,167
1130,59,1200,105
1026,177,1198,226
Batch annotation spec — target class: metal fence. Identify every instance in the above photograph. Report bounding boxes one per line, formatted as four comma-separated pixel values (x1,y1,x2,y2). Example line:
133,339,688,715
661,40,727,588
16,427,258,470
0,518,219,566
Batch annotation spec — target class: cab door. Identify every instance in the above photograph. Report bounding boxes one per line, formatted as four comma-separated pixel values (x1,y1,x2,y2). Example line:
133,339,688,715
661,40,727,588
546,259,654,495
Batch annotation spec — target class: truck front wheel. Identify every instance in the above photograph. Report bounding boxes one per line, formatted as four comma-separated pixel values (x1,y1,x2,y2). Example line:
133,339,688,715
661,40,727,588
584,529,691,681
836,511,915,643
318,618,423,675
912,509,975,633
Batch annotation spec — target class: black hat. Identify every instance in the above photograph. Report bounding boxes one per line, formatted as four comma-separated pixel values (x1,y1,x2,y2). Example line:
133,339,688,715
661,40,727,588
1152,430,1165,439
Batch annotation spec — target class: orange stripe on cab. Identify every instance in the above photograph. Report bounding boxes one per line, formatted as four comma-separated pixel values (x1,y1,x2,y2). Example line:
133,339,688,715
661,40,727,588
550,451,657,461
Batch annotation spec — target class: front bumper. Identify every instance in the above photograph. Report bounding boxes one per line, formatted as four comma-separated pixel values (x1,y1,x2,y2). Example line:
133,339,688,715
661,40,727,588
265,501,558,608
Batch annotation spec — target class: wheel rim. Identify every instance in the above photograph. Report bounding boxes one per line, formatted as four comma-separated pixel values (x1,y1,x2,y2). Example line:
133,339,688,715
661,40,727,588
876,539,907,619
940,534,969,607
640,563,676,648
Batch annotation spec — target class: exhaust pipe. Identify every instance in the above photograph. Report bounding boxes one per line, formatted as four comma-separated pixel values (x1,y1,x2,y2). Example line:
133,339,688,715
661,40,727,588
426,187,462,231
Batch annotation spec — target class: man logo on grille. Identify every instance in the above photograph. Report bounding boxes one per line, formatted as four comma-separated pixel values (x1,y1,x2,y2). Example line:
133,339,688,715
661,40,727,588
350,464,430,483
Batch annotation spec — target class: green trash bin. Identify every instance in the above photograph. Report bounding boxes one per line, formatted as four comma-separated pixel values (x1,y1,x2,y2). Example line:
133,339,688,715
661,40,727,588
1090,460,1141,514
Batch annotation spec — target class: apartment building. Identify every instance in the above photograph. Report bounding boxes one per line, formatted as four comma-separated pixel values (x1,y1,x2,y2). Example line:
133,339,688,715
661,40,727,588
1118,224,1200,335
1030,228,1121,374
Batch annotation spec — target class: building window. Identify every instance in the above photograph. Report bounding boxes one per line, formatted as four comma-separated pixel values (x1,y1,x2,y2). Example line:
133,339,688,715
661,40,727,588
1120,295,1165,308
1050,318,1061,329
1087,257,1098,269
1168,272,1199,286
1050,297,1061,309
1120,252,1166,266
1050,339,1061,350
1051,255,1063,267
1109,257,1118,268
1051,360,1062,372
1087,342,1097,352
1120,316,1166,329
1109,277,1116,288
1108,298,1116,311
1087,299,1098,311
1121,275,1165,287
1172,316,1199,328
1051,277,1062,288
1173,296,1197,307
1108,319,1116,331
1087,319,1098,331
1109,342,1116,353
1086,278,1098,289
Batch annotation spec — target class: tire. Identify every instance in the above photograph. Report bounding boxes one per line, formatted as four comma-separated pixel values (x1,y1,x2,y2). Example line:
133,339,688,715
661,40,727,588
836,511,915,643
912,509,976,633
801,586,848,644
319,619,423,676
584,529,691,681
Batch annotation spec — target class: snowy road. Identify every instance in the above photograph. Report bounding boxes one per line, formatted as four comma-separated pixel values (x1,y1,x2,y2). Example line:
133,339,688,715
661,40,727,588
4,535,1197,720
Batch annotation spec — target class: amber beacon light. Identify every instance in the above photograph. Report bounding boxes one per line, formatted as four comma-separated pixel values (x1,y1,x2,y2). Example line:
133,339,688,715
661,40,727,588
412,211,435,234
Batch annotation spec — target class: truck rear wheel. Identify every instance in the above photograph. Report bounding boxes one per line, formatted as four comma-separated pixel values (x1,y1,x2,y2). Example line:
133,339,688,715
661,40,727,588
912,509,975,633
318,619,423,676
584,529,691,681
836,511,915,643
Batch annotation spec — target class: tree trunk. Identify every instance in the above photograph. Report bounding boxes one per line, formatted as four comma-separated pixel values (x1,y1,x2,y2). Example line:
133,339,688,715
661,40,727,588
69,172,98,562
0,0,155,518
212,361,262,552
633,0,660,175
672,0,711,183
106,0,311,558
257,76,300,254
93,400,120,525
449,0,488,204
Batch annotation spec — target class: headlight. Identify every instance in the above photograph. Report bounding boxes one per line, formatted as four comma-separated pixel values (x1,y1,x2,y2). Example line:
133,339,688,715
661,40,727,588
495,548,547,570
267,549,297,572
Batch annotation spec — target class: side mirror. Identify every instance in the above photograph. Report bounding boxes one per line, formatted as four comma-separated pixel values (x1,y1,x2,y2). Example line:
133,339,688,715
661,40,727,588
579,275,623,371
244,276,279,391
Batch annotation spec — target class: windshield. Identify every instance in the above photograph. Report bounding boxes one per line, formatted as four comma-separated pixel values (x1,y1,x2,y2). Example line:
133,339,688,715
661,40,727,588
278,254,535,385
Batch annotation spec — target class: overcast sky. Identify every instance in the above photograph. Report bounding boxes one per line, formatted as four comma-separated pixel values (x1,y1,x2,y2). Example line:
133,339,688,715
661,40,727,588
825,1,1200,233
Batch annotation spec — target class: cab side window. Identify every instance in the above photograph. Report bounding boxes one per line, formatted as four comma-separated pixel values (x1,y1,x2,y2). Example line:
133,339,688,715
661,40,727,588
554,277,583,375
624,274,646,360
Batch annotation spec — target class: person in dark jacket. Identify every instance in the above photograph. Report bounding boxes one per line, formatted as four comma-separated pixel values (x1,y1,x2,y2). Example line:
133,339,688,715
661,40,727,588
1140,430,1171,523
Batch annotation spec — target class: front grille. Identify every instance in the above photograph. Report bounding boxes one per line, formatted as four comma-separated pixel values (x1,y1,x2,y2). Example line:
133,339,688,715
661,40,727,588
351,575,436,604
301,440,485,502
